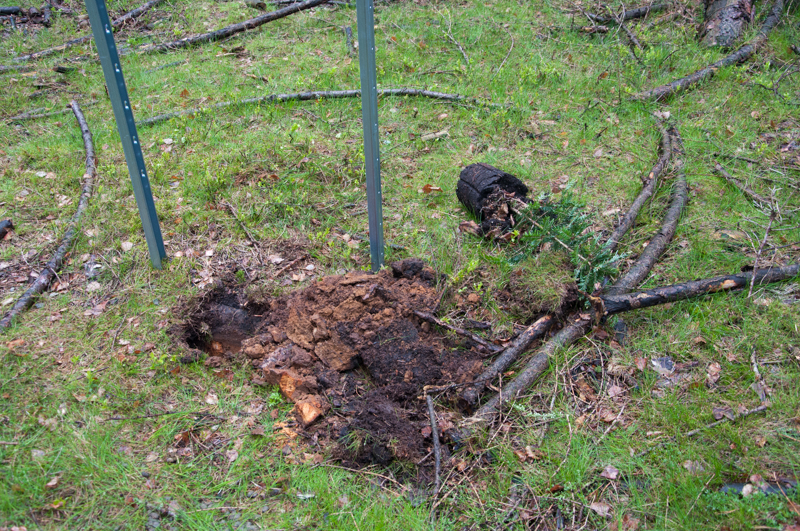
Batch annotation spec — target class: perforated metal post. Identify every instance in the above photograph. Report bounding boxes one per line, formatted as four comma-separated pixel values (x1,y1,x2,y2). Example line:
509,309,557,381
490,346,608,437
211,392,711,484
356,0,384,272
84,0,166,269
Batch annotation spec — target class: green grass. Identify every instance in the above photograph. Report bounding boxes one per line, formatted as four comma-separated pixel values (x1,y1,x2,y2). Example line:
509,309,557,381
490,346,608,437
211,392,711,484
2,0,800,529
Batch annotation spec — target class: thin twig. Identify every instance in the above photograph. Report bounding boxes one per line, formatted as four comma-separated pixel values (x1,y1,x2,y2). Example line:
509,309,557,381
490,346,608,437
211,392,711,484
636,405,768,457
413,310,501,353
137,88,506,127
273,254,308,277
748,211,776,299
426,395,442,496
490,20,514,82
440,9,469,66
686,473,715,519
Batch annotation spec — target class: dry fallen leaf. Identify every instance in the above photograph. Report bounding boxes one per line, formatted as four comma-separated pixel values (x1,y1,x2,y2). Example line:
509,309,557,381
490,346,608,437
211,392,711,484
205,392,219,405
706,362,722,385
421,184,443,194
121,241,134,252
45,476,60,489
590,501,611,517
225,449,239,462
600,465,620,480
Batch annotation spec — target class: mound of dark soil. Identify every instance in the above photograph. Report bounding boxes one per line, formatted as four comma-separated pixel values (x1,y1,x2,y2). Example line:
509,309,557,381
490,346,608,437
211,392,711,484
175,259,487,468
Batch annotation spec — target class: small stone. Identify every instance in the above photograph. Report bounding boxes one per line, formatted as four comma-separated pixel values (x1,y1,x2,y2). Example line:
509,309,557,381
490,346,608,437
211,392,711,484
142,471,151,478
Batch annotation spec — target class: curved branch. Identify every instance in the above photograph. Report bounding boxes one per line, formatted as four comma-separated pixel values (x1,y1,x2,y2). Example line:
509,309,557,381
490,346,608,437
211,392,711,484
138,0,329,54
0,101,97,333
632,0,784,101
10,0,165,63
605,125,688,295
605,117,671,253
468,122,688,424
137,88,505,127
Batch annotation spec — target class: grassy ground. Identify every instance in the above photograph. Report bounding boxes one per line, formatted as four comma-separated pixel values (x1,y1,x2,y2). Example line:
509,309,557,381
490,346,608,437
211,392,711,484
1,0,800,529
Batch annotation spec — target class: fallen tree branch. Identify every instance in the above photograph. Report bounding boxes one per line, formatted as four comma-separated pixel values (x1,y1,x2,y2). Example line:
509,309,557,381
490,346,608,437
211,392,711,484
138,0,329,54
636,405,768,457
137,88,505,127
0,101,96,333
585,2,668,24
426,394,442,495
713,161,775,209
0,6,21,15
600,263,800,315
458,314,554,409
468,315,593,423
605,118,671,253
632,0,784,101
467,121,687,425
6,101,98,123
605,125,688,294
9,0,165,63
413,310,501,353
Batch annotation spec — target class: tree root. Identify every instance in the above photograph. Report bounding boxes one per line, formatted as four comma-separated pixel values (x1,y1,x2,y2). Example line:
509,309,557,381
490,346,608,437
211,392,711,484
632,0,784,101
601,263,799,315
137,88,505,127
413,310,502,354
10,0,165,63
0,101,96,333
605,125,688,294
138,0,329,54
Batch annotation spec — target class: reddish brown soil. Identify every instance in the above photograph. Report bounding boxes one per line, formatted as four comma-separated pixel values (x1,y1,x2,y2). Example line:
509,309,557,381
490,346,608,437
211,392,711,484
175,259,488,469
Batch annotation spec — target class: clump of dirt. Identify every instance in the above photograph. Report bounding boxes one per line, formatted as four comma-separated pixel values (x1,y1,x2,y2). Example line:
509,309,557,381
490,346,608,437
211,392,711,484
498,251,579,321
174,259,487,469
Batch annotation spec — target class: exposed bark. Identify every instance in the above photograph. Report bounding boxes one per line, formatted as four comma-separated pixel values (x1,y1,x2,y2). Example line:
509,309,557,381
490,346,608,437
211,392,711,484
42,3,51,26
699,0,754,48
138,0,329,54
0,219,13,239
605,118,671,253
633,0,784,101
458,315,554,410
11,0,165,63
585,2,669,24
456,163,529,218
137,88,505,127
0,101,96,333
605,126,688,295
601,264,799,315
470,316,592,423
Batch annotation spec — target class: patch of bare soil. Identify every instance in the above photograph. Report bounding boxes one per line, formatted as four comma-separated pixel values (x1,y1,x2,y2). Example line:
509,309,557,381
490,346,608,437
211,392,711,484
174,259,488,473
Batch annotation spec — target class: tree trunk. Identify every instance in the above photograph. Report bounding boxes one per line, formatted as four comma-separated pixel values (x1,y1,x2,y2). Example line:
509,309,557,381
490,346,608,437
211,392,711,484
699,0,753,47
